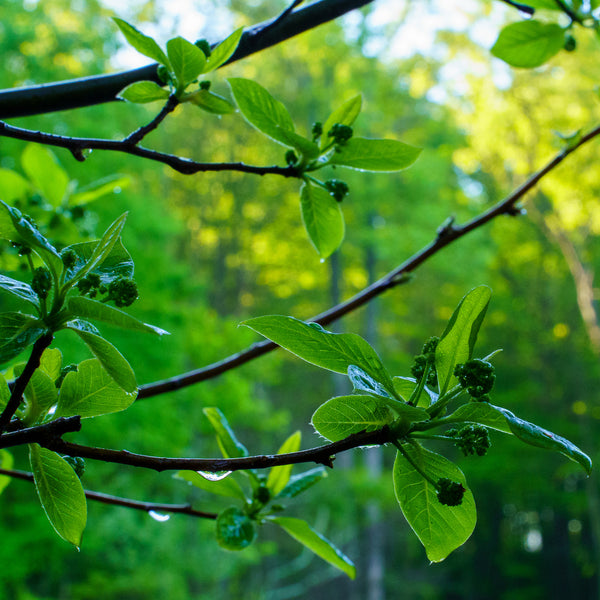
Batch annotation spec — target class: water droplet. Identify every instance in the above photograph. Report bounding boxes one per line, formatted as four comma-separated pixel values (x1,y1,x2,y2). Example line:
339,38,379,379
197,470,232,481
148,510,170,522
82,148,93,158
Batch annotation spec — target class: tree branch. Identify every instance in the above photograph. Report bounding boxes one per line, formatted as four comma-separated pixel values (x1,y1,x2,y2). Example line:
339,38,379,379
0,416,81,449
0,0,375,119
0,467,217,519
43,427,392,472
137,123,600,399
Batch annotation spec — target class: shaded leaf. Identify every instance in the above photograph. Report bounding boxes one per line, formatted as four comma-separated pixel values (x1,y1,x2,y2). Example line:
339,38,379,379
278,467,327,498
0,312,44,366
0,274,40,309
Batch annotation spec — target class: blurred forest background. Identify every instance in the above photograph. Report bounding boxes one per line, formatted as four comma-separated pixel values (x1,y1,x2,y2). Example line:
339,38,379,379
1,0,600,598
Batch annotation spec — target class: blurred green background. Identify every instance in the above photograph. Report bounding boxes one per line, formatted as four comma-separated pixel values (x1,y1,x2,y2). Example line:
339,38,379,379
1,0,599,598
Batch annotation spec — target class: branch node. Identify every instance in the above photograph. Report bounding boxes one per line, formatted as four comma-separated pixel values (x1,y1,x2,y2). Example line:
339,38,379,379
505,205,527,217
436,215,456,239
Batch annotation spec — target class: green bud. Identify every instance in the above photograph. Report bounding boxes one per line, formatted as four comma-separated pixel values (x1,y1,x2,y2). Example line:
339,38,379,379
194,39,211,57
311,121,323,142
253,485,271,505
156,65,172,85
564,34,576,52
199,80,211,91
107,276,138,307
436,478,465,506
285,150,298,166
324,179,349,202
60,248,78,270
56,364,78,388
63,455,86,479
454,359,495,399
31,267,52,300
327,123,353,145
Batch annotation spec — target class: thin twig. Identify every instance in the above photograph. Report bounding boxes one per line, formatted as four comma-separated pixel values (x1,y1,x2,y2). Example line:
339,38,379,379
122,95,180,146
137,123,600,399
0,333,53,434
0,468,217,519
498,0,535,15
258,0,305,36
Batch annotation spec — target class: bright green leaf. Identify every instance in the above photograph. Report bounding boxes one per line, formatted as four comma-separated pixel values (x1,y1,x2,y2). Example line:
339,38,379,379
0,312,44,366
204,27,243,71
216,507,255,550
278,467,327,498
186,89,235,114
0,168,30,203
447,402,512,433
311,395,395,442
70,175,130,207
329,137,422,172
321,94,362,150
66,325,137,393
300,180,345,259
203,407,249,458
491,20,566,68
393,443,476,562
23,369,57,423
267,431,301,496
393,376,438,407
113,18,170,68
167,36,206,87
273,127,320,158
0,274,40,309
39,348,62,382
175,470,246,501
56,358,137,418
271,516,356,578
0,449,14,495
29,444,87,548
21,144,69,208
228,78,296,145
117,80,170,103
435,286,492,395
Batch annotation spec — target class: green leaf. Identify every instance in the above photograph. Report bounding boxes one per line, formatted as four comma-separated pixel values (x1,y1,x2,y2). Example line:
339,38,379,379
186,89,235,114
0,374,9,411
300,181,345,259
524,0,563,8
203,407,249,458
271,517,356,579
0,274,40,309
266,431,302,496
393,443,476,562
242,315,396,394
329,138,422,172
21,144,69,208
0,312,45,366
56,358,137,418
39,348,62,381
70,175,130,207
0,168,30,203
435,286,492,395
175,470,246,501
118,81,170,104
216,507,255,550
167,36,206,88
113,18,170,68
204,27,243,72
311,395,395,442
67,297,169,336
23,369,57,423
491,20,566,68
29,444,87,548
0,449,14,495
278,466,327,498
273,127,320,159
66,325,137,393
321,94,362,150
228,78,296,145
447,402,512,433
348,364,393,398
393,376,438,407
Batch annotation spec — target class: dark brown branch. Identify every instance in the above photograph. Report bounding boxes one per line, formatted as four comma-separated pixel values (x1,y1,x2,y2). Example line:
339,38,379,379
0,0,374,119
138,123,600,399
0,121,297,178
43,427,392,472
0,416,81,449
122,94,179,146
0,333,53,434
0,468,217,519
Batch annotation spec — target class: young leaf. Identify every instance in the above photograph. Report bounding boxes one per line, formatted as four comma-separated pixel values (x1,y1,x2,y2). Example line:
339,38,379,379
321,95,362,150
69,175,130,207
228,78,296,145
491,20,565,68
435,286,492,395
66,325,137,393
67,297,169,336
0,312,45,365
273,128,320,159
167,37,206,88
311,395,395,442
266,431,301,496
270,516,356,579
55,359,137,418
216,507,255,550
113,18,170,68
22,369,57,423
176,470,246,501
0,374,9,411
393,376,438,407
329,138,422,172
203,407,249,458
186,89,235,114
39,347,62,382
300,180,345,259
0,449,14,495
278,466,327,498
393,443,476,562
0,274,40,309
242,315,396,395
29,444,87,548
118,81,170,104
21,143,70,208
204,27,243,72
447,402,512,434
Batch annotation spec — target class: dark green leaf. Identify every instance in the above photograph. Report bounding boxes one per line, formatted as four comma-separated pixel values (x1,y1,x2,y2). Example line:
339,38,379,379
321,95,362,150
216,507,255,550
329,137,422,172
29,444,87,548
267,431,301,496
204,27,243,71
393,443,476,562
300,181,345,259
491,20,565,68
271,516,356,578
167,37,206,87
113,18,170,68
186,89,235,114
118,81,170,103
447,402,512,433
0,274,40,309
0,312,44,366
278,467,328,498
176,470,246,501
56,358,137,418
203,407,249,458
21,143,69,208
435,286,492,395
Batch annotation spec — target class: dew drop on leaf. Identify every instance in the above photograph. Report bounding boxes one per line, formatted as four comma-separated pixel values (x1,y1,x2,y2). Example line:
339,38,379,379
148,510,170,522
197,470,232,481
